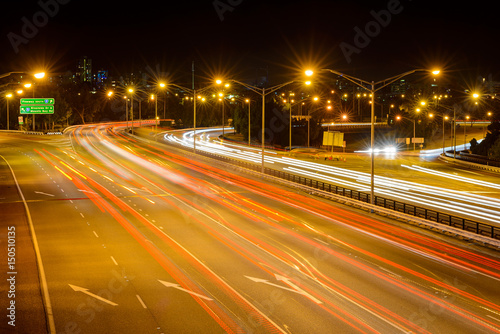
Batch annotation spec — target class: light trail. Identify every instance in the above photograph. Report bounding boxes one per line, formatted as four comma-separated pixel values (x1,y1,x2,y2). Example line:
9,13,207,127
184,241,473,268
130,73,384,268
402,164,500,190
169,129,500,224
50,124,500,333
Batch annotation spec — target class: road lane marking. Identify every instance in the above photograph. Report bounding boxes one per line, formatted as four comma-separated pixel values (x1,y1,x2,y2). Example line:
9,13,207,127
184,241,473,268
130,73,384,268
78,189,97,194
486,314,500,322
68,284,118,306
110,256,118,265
93,231,99,238
136,295,147,308
313,237,330,246
1,155,56,333
34,191,54,197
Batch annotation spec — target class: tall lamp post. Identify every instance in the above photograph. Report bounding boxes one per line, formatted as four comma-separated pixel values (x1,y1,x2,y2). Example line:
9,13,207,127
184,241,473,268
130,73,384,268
281,92,295,150
218,92,226,136
427,112,450,155
18,72,45,131
5,93,13,130
3,89,23,130
216,82,230,137
395,114,418,151
166,81,218,153
307,69,439,208
155,82,166,131
245,98,252,146
224,79,310,173
149,82,166,133
127,87,134,134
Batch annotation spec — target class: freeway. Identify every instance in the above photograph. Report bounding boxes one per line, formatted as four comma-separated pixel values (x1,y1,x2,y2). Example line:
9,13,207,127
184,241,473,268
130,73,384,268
1,124,500,333
164,128,500,226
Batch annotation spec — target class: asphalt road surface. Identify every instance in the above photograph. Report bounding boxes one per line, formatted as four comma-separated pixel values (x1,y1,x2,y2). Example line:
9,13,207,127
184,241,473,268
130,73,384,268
1,125,500,334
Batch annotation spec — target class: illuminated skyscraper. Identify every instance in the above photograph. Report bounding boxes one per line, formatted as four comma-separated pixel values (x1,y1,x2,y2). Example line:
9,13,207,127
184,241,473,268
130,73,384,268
77,56,92,84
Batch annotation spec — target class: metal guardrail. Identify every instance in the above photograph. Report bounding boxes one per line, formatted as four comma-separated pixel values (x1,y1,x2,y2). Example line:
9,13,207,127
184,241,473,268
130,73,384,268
458,152,500,167
0,130,62,135
163,138,500,241
442,152,500,173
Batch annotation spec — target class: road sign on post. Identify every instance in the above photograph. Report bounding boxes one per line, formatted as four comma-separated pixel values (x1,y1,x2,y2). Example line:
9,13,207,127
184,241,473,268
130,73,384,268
20,98,55,114
322,131,344,147
20,105,55,114
412,137,424,144
20,98,55,105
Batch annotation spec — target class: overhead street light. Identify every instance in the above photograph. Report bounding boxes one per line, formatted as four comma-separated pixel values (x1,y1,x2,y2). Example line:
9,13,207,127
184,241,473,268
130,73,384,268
225,75,311,173
164,80,219,153
308,68,440,210
0,71,45,80
5,93,13,131
149,82,167,132
34,72,45,79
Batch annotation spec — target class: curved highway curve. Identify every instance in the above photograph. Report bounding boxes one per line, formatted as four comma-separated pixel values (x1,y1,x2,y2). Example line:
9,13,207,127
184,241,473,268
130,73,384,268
1,124,500,333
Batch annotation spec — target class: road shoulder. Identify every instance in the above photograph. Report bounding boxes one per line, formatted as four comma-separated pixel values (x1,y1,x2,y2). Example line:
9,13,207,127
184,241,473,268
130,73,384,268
0,155,48,334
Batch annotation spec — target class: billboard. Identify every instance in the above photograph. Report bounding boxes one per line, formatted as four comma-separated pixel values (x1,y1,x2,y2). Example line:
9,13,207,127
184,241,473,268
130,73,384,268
323,131,344,147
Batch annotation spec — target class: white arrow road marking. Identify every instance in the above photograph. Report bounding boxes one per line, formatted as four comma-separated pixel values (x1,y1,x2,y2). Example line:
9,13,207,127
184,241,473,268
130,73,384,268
68,284,118,306
274,274,323,304
245,275,322,304
158,280,213,301
244,276,298,293
34,191,54,197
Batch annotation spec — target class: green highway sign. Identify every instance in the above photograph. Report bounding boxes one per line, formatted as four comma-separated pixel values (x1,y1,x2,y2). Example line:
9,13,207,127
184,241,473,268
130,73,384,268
20,98,55,105
20,105,55,114
20,97,55,114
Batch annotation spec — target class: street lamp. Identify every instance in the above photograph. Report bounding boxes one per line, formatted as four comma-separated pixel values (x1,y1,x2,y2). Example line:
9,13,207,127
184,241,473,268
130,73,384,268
0,71,45,80
151,82,166,132
218,92,226,136
5,93,13,130
309,68,440,209
18,72,46,131
34,72,45,79
395,114,418,151
282,92,296,150
225,78,309,173
164,80,219,153
216,81,231,137
464,115,470,149
303,96,320,147
127,87,135,134
245,98,252,146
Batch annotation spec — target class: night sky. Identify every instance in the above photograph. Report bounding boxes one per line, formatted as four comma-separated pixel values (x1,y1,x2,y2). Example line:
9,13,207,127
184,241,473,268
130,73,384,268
1,0,498,84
